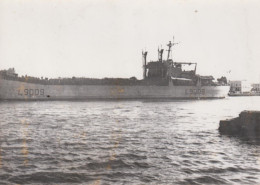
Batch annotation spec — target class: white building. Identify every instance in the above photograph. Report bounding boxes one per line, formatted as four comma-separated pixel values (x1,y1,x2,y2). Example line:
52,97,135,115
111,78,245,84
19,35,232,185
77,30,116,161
229,80,251,93
252,84,260,92
229,81,241,93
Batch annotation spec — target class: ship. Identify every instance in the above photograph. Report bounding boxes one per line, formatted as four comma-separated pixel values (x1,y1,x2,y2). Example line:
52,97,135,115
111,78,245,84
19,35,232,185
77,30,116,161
0,39,229,100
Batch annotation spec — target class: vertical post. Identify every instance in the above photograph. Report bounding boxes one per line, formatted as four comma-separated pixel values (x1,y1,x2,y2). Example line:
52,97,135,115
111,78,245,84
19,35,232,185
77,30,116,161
158,48,160,61
167,41,172,61
158,49,164,62
142,51,148,79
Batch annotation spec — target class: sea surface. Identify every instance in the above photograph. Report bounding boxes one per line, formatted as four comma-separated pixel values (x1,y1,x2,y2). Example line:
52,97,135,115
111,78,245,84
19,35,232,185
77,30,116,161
0,97,260,184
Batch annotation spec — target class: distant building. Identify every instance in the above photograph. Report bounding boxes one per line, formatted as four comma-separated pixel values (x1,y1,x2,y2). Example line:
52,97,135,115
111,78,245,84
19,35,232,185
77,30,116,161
0,68,18,78
6,68,18,77
229,80,260,94
229,81,242,93
252,84,260,92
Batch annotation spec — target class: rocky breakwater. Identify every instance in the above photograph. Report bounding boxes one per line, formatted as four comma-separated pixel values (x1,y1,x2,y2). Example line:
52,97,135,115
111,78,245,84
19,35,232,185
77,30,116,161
219,111,260,138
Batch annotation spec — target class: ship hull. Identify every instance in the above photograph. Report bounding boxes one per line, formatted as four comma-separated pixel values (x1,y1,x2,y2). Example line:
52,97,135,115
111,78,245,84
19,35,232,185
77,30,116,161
0,79,229,100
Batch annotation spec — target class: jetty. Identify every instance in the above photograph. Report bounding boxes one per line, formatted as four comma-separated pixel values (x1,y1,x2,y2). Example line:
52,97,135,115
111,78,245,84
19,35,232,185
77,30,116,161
219,111,260,138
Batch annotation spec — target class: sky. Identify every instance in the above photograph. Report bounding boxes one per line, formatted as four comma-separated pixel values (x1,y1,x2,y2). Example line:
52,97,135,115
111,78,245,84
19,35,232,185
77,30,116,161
0,0,260,82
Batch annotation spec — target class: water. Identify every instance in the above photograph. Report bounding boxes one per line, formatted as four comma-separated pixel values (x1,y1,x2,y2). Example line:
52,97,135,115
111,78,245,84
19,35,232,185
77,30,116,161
0,97,260,184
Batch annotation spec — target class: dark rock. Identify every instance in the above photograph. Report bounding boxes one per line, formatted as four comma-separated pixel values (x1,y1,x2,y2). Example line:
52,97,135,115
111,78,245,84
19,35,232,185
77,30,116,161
219,111,260,138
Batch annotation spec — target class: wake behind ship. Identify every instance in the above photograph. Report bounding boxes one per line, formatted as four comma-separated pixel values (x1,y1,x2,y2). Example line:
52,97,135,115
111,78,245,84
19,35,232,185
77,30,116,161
0,39,229,100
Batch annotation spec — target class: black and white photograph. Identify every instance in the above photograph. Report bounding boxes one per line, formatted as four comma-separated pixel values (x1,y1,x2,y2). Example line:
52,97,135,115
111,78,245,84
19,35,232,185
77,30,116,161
0,0,260,184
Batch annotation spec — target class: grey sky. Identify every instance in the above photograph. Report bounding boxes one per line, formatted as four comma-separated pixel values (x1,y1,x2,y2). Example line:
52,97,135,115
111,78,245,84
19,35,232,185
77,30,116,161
0,0,260,82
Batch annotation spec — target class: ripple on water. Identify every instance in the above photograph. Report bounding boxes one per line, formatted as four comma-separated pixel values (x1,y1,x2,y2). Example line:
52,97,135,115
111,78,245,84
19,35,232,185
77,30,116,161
0,99,260,184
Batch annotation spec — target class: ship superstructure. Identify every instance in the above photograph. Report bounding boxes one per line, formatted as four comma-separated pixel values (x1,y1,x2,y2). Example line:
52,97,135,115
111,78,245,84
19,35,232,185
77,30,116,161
142,39,218,87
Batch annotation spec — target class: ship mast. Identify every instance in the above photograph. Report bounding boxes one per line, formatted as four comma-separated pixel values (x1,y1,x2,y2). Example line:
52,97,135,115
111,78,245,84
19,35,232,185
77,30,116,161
166,37,179,61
